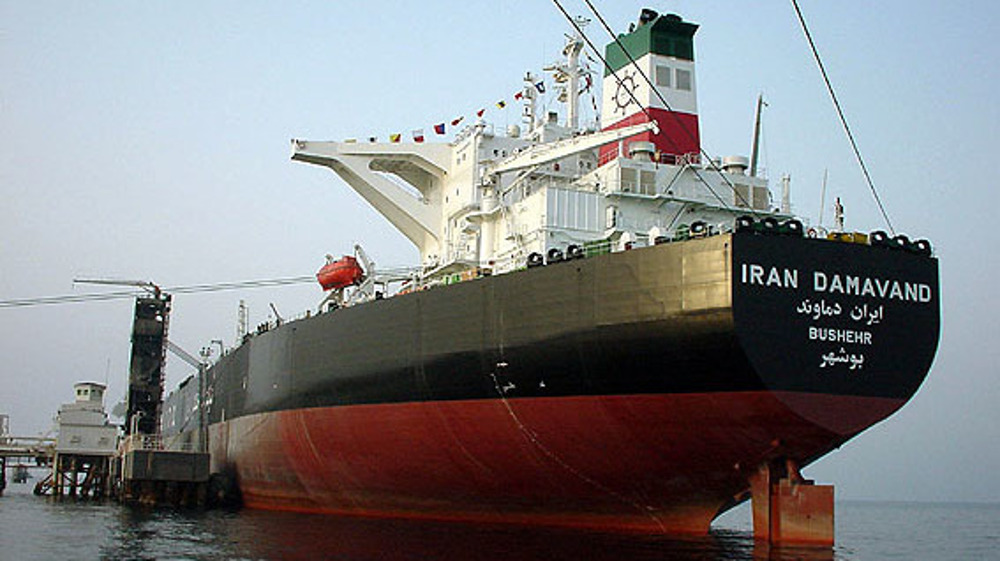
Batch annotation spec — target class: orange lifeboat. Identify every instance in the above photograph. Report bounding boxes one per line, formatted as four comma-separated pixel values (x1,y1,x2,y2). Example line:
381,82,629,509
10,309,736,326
316,256,364,290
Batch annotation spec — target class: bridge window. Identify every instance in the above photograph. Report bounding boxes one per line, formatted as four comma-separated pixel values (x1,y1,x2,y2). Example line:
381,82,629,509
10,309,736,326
675,69,692,92
656,65,672,88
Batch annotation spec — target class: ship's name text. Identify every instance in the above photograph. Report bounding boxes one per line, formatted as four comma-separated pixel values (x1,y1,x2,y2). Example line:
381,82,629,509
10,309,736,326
740,263,932,302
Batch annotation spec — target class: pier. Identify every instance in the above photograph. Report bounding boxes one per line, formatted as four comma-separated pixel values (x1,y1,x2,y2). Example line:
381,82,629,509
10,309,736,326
0,433,55,496
113,433,209,506
23,380,211,506
24,288,215,507
30,383,117,499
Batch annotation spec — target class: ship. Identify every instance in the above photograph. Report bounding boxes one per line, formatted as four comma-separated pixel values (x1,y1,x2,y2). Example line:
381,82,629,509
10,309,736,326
159,9,939,544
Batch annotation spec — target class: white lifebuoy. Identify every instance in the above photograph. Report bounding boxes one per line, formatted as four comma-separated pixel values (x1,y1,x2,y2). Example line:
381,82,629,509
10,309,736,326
807,228,818,238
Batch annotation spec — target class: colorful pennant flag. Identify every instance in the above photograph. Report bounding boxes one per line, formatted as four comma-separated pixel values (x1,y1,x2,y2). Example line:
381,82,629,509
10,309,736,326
356,75,557,143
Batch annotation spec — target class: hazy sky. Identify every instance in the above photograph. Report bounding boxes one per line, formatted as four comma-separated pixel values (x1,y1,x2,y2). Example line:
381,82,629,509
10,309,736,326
2,1,998,503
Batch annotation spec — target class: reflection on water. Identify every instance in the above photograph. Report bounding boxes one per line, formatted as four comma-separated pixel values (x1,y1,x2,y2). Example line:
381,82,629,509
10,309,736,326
3,481,996,560
0,483,836,560
96,505,831,561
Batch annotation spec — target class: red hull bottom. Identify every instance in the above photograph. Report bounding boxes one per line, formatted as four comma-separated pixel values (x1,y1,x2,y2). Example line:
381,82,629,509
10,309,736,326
209,392,902,534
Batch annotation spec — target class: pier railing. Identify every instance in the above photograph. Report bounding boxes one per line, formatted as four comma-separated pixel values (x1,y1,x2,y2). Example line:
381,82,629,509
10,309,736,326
121,433,200,454
0,436,55,461
121,433,164,453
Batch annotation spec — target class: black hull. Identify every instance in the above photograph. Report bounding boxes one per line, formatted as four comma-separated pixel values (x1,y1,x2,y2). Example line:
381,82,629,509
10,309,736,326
170,233,936,425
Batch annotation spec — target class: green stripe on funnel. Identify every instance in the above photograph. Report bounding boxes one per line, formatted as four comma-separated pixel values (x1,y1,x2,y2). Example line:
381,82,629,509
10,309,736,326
604,13,698,76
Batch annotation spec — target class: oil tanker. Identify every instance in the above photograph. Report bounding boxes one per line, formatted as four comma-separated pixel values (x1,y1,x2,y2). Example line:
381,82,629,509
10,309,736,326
160,9,939,544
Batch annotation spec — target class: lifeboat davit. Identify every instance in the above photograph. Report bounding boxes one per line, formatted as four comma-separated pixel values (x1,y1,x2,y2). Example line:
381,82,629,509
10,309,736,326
316,256,364,290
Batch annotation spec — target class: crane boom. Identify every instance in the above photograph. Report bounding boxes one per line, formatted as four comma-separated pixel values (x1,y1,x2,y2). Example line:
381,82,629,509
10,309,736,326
74,278,161,298
486,120,659,176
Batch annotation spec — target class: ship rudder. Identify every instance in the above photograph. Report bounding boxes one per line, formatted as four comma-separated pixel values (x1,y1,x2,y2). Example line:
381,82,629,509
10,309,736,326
749,459,834,547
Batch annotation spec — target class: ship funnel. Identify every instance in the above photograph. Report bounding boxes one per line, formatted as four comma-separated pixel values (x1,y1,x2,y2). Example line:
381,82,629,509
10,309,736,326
600,12,700,165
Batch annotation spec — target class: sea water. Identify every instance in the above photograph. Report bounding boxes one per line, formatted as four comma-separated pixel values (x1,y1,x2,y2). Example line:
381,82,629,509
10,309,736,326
0,480,997,560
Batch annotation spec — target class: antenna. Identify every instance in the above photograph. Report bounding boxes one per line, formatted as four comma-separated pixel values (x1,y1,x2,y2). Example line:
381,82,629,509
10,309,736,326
780,174,792,214
237,300,248,341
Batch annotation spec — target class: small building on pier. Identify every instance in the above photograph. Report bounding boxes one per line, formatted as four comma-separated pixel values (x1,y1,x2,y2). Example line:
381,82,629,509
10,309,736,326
37,382,118,498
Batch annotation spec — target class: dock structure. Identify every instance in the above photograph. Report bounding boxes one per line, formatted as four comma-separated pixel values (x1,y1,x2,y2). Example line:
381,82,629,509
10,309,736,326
113,433,209,506
26,378,211,505
33,382,117,499
109,290,210,507
8,288,212,506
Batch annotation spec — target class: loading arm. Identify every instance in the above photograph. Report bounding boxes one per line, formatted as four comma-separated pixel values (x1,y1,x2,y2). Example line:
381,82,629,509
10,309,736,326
166,340,206,369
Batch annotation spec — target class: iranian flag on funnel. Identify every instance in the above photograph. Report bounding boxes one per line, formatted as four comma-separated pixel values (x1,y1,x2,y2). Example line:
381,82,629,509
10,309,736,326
599,13,700,165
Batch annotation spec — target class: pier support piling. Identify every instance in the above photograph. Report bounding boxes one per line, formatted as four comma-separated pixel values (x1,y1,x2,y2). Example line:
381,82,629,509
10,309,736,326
50,453,112,499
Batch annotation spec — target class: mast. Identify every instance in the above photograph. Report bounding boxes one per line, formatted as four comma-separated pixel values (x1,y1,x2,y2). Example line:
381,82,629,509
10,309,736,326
545,16,589,130
749,94,767,177
566,18,586,130
522,72,538,128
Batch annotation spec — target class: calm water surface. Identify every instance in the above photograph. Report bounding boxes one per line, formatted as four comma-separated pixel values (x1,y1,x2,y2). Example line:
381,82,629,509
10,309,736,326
1,479,997,560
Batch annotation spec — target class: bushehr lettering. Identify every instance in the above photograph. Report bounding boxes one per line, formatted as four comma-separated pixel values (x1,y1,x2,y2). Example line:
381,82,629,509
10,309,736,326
813,271,932,303
809,326,873,345
741,263,798,289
